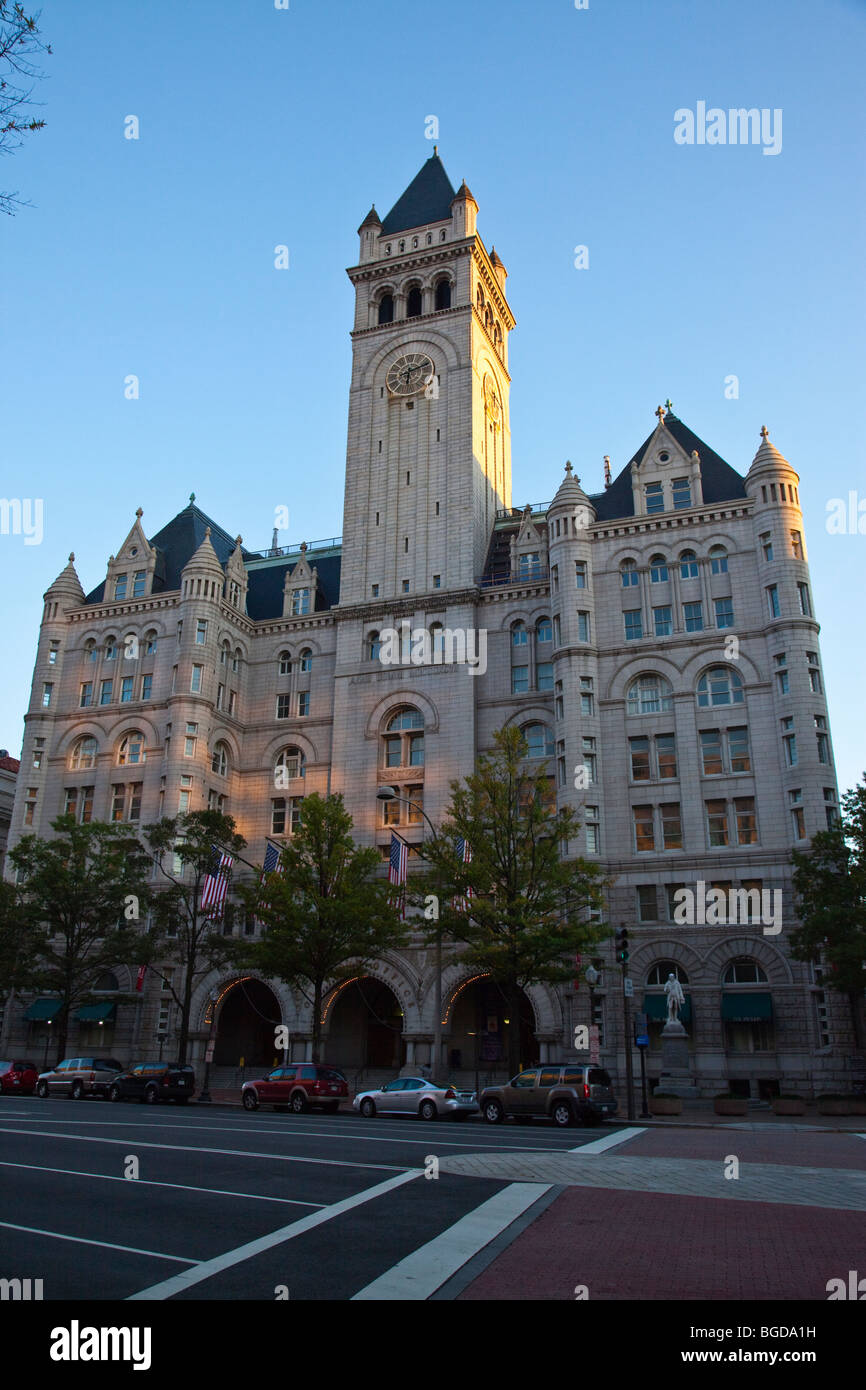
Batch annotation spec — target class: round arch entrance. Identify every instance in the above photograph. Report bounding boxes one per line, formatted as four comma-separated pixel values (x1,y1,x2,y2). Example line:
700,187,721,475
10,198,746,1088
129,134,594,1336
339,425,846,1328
214,979,282,1068
445,976,538,1073
326,978,405,1071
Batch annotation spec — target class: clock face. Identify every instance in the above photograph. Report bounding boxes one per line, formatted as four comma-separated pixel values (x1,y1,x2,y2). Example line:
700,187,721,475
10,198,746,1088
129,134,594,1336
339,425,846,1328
386,353,435,397
484,381,501,423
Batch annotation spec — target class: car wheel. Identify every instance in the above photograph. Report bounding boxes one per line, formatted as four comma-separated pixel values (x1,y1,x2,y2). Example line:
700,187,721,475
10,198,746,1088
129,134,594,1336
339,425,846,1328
483,1099,504,1124
36,1081,49,1098
242,1090,258,1111
552,1100,574,1128
360,1098,376,1118
70,1081,84,1100
109,1084,122,1103
144,1086,159,1105
290,1091,307,1114
419,1099,438,1121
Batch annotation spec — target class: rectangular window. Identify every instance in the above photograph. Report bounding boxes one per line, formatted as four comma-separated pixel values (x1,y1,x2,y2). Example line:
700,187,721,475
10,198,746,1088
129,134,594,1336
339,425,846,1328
781,717,797,767
23,788,38,825
702,729,724,777
536,661,554,691
196,619,207,645
766,585,780,618
80,786,93,824
790,530,803,559
577,611,590,642
637,885,659,922
585,806,600,854
111,785,125,823
217,684,225,712
79,682,93,708
645,481,664,514
706,798,729,847
271,799,286,836
554,679,564,721
816,731,830,764
714,597,734,629
777,669,789,695
683,601,703,632
511,665,529,694
760,532,773,562
574,561,587,589
184,724,197,757
633,805,654,852
176,621,183,644
556,740,566,788
32,748,43,769
190,665,203,693
582,736,597,784
292,588,310,615
114,574,128,601
624,610,643,641
141,673,153,700
433,574,441,589
289,797,303,832
178,775,192,815
48,640,59,664
734,796,757,845
551,564,559,594
298,691,310,716
382,796,400,825
797,583,812,616
580,690,594,716
824,788,838,829
656,733,677,779
128,783,142,822
99,679,112,705
791,805,806,840
630,736,650,781
727,726,751,773
665,883,686,922
653,605,672,637
401,580,410,594
660,802,683,850
41,682,53,707
120,676,134,703
408,734,424,767
64,788,78,819
371,584,379,597
671,477,691,509
132,570,146,597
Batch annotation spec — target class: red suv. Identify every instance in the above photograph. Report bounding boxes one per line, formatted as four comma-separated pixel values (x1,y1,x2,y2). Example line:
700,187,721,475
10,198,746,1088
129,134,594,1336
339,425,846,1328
0,1060,38,1095
242,1063,348,1114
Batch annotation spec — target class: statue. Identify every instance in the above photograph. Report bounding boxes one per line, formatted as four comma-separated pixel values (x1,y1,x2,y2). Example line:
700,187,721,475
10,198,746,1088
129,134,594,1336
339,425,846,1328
664,972,685,1025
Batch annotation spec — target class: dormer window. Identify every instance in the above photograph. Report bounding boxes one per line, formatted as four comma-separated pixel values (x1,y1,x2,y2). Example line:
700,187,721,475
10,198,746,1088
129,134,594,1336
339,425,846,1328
645,481,664,515
672,477,691,509
113,574,128,601
291,588,310,616
132,570,146,597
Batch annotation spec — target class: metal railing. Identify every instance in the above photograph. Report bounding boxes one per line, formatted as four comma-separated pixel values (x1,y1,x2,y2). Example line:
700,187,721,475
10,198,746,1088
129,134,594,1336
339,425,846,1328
478,565,550,589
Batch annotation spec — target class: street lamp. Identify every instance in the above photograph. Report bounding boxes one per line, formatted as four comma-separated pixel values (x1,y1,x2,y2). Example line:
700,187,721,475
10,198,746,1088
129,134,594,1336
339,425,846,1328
377,784,444,1078
198,989,219,1104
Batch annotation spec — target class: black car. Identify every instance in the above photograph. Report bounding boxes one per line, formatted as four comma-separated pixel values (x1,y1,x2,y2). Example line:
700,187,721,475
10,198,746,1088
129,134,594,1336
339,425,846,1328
108,1061,195,1105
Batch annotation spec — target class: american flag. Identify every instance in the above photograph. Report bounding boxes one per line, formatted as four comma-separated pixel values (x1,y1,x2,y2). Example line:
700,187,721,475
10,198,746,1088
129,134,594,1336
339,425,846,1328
201,844,234,915
453,836,474,913
388,832,408,919
258,841,284,917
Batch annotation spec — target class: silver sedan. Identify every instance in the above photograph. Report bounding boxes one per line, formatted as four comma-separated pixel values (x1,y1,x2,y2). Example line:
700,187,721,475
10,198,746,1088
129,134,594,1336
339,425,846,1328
353,1076,478,1121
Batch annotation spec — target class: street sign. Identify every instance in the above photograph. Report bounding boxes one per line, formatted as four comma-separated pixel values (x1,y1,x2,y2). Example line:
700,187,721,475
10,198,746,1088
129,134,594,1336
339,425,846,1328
624,977,634,998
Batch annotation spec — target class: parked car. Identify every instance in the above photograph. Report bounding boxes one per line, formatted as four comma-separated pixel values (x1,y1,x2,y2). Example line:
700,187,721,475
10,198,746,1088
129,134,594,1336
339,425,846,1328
0,1060,39,1096
242,1063,348,1113
109,1062,196,1104
35,1057,123,1099
479,1064,618,1127
353,1077,478,1121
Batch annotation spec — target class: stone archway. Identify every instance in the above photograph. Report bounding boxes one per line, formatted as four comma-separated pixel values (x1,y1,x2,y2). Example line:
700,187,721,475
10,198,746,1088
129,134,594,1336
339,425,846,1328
213,978,282,1068
324,977,405,1071
444,974,539,1073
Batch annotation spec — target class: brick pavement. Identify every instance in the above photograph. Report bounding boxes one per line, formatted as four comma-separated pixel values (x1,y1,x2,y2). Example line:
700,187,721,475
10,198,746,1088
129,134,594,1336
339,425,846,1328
614,1126,866,1170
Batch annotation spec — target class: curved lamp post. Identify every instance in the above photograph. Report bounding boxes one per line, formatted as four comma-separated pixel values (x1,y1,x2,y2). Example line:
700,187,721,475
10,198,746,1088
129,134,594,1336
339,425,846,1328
198,988,219,1103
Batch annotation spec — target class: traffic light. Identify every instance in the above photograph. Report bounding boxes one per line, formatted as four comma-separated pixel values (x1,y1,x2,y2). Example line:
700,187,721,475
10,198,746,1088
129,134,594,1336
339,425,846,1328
615,926,629,964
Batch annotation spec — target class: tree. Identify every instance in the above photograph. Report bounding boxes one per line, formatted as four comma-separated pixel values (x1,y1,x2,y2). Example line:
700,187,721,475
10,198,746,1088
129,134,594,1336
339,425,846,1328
144,810,248,1065
1,2,51,215
790,776,866,1050
239,793,407,1063
413,725,610,1075
8,817,152,1063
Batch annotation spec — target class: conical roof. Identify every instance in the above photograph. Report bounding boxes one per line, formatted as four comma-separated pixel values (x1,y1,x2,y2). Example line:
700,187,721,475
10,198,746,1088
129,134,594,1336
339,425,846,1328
380,153,457,235
357,204,382,234
182,526,224,574
748,426,791,475
550,461,595,516
45,552,85,604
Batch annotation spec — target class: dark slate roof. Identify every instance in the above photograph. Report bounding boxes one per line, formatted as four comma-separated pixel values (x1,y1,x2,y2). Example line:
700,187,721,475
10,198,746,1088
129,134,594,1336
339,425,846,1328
380,154,457,235
589,413,747,522
83,504,243,605
246,554,342,620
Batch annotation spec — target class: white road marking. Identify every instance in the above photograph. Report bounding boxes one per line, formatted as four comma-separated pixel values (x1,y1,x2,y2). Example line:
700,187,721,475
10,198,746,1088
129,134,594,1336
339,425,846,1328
351,1183,552,1300
0,1220,198,1264
127,1169,421,1300
0,1159,325,1207
0,1126,404,1171
571,1126,646,1154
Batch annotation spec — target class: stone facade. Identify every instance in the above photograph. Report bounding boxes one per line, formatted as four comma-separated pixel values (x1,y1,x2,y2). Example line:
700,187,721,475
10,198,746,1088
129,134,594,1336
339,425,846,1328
0,154,856,1099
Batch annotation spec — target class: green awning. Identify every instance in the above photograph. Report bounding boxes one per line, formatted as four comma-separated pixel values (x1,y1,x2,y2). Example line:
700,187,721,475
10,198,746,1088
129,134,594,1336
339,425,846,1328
722,992,773,1022
642,993,692,1024
76,1002,116,1023
23,997,62,1022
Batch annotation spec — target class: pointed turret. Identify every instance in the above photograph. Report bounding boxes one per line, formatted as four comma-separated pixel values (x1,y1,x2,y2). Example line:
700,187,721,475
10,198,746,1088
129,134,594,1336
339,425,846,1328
224,535,249,614
181,525,226,602
450,177,478,238
44,552,85,608
549,459,596,523
380,152,457,236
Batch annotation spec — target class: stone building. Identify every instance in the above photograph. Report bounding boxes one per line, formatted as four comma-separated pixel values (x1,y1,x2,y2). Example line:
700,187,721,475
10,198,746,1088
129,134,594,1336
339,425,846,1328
0,751,19,873
1,153,854,1098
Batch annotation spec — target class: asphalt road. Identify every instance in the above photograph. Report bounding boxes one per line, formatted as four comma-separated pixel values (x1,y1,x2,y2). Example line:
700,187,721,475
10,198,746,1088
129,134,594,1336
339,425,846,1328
0,1096,609,1301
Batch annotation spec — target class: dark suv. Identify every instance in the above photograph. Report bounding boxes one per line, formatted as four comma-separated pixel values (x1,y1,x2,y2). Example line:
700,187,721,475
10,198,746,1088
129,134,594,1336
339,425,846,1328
242,1063,348,1113
0,1060,38,1095
109,1062,195,1105
480,1064,618,1128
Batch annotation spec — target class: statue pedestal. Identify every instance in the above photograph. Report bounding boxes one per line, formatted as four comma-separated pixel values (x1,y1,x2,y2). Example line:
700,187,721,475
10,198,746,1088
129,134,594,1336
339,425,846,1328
658,1019,699,1099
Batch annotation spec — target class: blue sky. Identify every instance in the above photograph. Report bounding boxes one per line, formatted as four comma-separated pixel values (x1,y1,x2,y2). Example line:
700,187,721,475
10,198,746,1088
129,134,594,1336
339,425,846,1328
2,0,864,793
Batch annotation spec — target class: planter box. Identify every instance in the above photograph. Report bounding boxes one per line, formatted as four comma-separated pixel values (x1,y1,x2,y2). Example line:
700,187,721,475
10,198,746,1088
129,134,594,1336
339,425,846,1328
818,1098,866,1116
713,1098,748,1116
649,1096,683,1116
772,1098,806,1116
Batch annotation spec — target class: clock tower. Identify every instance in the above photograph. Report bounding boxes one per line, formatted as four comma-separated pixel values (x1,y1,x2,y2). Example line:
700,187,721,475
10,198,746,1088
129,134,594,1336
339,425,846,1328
338,151,515,605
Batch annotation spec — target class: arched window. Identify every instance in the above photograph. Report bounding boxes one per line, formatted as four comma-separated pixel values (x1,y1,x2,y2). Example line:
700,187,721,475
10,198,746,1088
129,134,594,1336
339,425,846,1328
367,631,381,661
476,286,484,313
383,707,424,768
647,961,689,985
434,279,451,311
484,306,493,330
696,667,744,708
275,746,306,782
649,555,668,583
144,629,157,656
84,639,98,662
522,722,554,758
709,545,728,575
679,549,698,579
278,651,292,676
378,294,394,324
232,647,241,673
117,732,146,766
620,559,639,588
94,971,119,992
104,636,117,661
723,957,768,984
211,742,229,777
536,618,552,644
494,322,503,351
511,621,528,647
627,674,673,715
220,639,230,667
69,736,98,770
406,286,422,318
299,648,312,673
